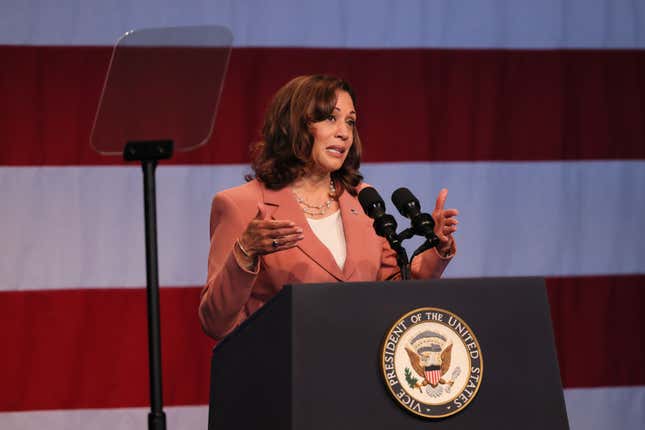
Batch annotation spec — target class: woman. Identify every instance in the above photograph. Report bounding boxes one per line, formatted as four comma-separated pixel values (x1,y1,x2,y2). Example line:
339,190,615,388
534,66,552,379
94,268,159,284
199,75,458,340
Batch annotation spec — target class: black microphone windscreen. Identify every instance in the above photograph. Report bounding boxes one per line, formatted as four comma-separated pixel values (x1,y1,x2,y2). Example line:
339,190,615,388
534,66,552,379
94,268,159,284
391,187,420,215
358,187,385,217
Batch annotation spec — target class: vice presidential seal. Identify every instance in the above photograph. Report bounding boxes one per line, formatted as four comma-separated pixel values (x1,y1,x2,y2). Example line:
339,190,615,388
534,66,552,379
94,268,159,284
380,307,483,419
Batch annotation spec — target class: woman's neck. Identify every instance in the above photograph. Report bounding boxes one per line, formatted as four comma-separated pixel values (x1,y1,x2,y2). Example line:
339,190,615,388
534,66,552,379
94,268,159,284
292,171,330,192
292,171,335,204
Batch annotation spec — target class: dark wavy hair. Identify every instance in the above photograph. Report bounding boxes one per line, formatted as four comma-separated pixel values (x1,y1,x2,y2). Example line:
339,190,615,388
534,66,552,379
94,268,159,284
246,74,363,196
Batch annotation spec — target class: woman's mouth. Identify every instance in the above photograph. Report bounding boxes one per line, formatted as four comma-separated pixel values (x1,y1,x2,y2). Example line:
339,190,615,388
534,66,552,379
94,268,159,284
325,145,346,158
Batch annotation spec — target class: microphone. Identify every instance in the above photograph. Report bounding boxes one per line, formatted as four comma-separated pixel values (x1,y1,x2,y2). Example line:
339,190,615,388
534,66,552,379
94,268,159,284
391,187,438,243
358,187,402,251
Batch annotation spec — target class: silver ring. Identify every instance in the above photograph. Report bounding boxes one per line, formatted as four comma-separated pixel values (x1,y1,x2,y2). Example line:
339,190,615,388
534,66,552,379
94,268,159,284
272,239,279,248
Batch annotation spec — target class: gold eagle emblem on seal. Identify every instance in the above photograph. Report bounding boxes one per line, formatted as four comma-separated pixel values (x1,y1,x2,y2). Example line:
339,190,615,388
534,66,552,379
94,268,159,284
380,307,483,419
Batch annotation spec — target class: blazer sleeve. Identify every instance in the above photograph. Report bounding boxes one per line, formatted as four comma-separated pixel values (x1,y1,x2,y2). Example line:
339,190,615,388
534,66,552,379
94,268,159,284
376,236,456,281
198,191,259,339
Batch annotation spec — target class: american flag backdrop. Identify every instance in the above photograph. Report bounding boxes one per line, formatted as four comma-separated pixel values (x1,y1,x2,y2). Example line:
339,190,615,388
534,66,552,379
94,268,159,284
1,0,644,428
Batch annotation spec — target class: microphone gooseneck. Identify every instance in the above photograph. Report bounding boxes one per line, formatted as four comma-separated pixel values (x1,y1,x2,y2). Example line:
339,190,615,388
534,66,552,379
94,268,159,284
358,187,410,280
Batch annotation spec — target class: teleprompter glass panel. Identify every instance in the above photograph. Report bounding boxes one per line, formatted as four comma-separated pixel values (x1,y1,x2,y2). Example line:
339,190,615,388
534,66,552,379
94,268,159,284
91,25,233,155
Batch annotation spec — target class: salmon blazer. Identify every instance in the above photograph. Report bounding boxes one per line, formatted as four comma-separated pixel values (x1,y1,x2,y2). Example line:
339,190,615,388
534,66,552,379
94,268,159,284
199,180,452,339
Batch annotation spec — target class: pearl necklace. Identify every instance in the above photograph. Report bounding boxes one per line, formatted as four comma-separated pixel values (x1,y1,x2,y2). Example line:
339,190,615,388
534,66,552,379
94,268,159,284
293,178,337,216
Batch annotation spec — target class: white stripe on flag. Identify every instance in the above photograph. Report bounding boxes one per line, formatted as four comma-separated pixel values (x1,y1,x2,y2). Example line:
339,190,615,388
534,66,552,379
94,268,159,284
0,405,207,430
564,386,645,430
2,161,644,292
0,387,643,429
1,0,644,48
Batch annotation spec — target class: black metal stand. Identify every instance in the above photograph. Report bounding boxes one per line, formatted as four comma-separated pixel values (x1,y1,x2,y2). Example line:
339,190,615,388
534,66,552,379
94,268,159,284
395,229,414,280
124,140,174,430
397,250,411,281
394,246,411,280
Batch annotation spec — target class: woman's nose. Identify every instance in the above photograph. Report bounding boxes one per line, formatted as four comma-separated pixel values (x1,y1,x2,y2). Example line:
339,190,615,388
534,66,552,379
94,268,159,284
335,122,350,140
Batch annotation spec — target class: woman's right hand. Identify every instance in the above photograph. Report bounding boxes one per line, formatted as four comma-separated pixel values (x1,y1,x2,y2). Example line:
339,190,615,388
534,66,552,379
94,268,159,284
237,205,304,260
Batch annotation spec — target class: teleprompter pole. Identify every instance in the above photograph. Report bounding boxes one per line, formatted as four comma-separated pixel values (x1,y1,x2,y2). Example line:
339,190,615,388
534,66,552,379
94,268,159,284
124,140,174,430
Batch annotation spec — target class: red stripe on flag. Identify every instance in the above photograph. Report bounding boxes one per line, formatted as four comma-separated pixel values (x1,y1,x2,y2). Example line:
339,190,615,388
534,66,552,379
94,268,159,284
2,46,645,166
0,287,215,412
0,276,643,411
546,275,645,389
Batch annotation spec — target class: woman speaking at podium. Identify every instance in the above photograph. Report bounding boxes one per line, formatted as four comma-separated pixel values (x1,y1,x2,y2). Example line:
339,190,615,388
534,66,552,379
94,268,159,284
199,75,458,339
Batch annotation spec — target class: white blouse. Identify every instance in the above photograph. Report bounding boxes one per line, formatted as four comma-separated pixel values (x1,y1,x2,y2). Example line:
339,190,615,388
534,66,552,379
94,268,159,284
306,210,347,270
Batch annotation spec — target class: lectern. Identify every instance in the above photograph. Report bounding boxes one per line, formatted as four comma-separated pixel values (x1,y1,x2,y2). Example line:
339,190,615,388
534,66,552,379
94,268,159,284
208,278,569,429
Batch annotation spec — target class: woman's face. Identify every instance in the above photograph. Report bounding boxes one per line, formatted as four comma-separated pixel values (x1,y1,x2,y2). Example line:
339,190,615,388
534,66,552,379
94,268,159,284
308,90,356,175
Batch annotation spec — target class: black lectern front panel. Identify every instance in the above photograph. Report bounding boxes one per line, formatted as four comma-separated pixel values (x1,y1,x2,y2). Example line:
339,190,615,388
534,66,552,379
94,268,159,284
210,278,569,430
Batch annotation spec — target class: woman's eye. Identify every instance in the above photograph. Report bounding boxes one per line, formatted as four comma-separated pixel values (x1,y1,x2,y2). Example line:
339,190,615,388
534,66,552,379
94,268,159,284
327,115,336,122
347,119,356,127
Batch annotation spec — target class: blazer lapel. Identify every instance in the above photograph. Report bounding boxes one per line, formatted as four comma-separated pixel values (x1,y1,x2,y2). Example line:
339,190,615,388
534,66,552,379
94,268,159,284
338,190,364,280
262,185,345,281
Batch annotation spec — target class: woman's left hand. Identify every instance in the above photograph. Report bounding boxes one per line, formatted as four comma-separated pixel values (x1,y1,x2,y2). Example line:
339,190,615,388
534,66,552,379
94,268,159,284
432,188,459,256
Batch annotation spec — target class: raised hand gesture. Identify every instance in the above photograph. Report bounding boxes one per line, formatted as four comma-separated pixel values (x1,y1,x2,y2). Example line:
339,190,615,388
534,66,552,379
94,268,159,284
235,204,304,267
432,188,459,256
